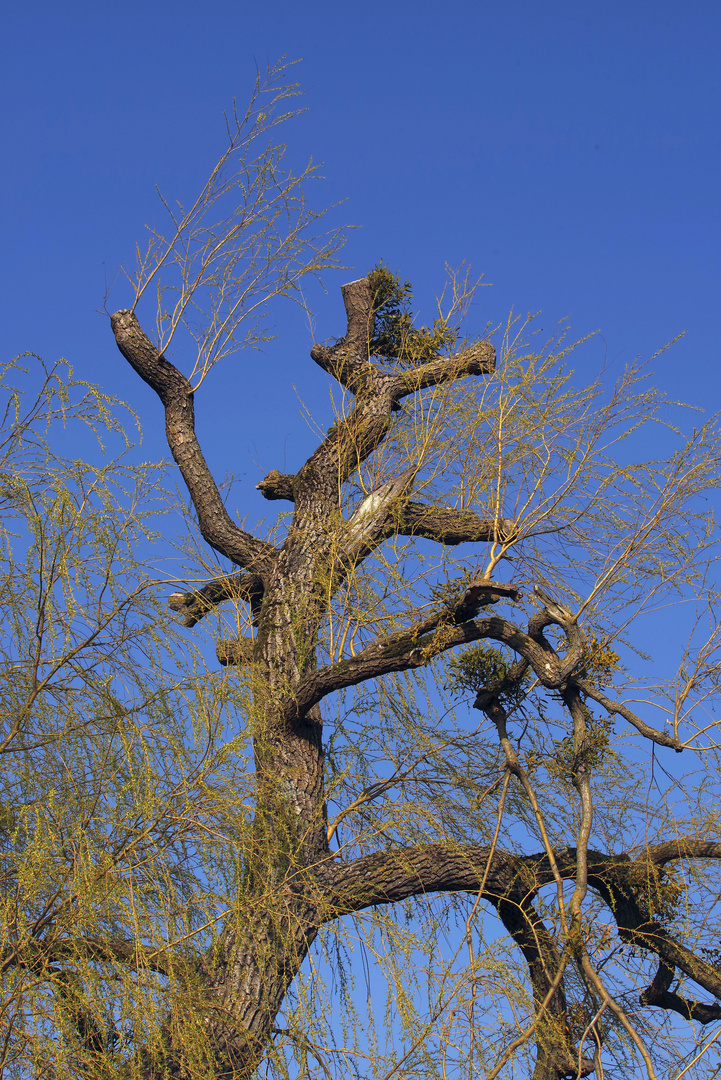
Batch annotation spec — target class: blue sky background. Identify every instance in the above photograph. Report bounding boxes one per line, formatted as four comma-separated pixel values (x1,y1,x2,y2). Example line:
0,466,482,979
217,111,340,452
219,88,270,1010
2,0,719,502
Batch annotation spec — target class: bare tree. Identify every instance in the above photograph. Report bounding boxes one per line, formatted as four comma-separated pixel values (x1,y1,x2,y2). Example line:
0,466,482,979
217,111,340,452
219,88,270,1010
4,63,721,1080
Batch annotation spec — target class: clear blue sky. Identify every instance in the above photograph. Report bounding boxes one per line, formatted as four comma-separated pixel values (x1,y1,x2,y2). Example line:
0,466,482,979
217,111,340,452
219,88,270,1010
2,0,719,504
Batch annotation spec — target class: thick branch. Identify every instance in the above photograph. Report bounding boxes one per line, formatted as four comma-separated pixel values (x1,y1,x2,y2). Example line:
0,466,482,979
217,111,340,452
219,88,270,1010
640,960,721,1024
289,586,527,721
256,471,296,502
318,841,721,1031
328,486,518,597
394,341,495,400
216,636,255,666
340,469,417,561
169,572,264,627
310,277,375,392
316,844,527,919
111,309,274,573
395,502,516,546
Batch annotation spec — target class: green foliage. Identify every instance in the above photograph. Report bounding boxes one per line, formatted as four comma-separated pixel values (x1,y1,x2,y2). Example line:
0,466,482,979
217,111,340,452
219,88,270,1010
445,643,527,709
367,262,457,366
0,356,256,1077
580,633,621,686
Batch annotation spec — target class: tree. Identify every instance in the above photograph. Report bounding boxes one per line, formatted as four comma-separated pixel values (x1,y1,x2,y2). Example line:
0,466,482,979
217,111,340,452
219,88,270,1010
4,62,721,1080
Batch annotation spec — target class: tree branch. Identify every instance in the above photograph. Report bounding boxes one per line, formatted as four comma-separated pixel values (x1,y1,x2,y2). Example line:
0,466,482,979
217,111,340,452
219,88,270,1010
216,635,255,666
316,840,721,1040
310,277,375,392
393,341,495,400
394,502,516,546
492,891,595,1079
646,838,721,865
640,960,721,1024
111,309,275,573
316,843,526,919
169,572,264,627
301,277,496,501
288,584,525,720
256,471,296,502
1,935,174,978
574,677,684,752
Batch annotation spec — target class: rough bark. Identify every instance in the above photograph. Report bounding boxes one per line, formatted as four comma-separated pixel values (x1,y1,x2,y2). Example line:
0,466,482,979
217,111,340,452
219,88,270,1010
107,279,720,1080
111,310,274,575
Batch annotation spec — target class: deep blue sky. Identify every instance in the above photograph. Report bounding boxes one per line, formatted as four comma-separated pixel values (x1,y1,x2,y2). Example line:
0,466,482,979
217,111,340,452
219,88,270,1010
2,0,720,509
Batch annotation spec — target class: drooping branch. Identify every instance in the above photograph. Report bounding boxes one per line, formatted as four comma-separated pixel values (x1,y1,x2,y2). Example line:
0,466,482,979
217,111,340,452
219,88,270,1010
111,309,275,573
585,851,721,1002
169,571,264,627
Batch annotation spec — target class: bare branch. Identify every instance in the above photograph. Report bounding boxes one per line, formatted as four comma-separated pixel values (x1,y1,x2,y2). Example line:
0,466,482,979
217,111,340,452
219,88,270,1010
216,636,255,666
393,340,495,400
640,961,721,1025
395,502,516,546
111,309,275,573
256,471,296,502
310,277,375,392
574,677,684,752
169,571,264,627
316,843,523,919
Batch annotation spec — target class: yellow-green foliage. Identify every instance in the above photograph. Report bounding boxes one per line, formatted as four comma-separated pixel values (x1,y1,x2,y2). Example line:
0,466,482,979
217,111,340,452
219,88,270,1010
368,262,457,366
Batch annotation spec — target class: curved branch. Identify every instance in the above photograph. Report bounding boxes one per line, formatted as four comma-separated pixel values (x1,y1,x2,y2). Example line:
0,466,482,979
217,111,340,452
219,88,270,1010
640,960,721,1024
111,309,275,573
289,592,530,721
316,843,526,919
316,840,721,1045
586,857,721,1002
